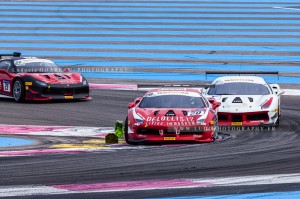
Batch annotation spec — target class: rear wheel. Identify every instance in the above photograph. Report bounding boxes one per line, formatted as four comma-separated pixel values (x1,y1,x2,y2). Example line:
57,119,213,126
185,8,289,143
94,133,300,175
13,79,25,102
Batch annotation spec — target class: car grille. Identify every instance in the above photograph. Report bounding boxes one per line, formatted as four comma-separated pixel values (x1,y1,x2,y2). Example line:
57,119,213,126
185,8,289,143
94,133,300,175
232,115,243,122
138,128,204,135
180,130,204,135
138,128,160,135
42,88,73,95
42,87,89,96
165,130,176,135
74,87,89,94
218,114,228,121
246,113,269,121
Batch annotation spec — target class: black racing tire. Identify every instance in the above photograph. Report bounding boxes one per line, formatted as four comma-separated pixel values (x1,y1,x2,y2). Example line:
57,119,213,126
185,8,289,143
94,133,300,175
124,117,138,145
213,117,218,140
275,116,280,127
13,79,26,102
275,106,280,127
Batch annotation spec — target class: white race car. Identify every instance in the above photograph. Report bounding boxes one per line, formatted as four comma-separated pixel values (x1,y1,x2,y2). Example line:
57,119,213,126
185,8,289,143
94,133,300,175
202,76,284,127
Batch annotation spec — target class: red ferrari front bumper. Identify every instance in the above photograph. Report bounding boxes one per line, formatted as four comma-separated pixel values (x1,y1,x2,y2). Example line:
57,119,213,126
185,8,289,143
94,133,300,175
128,126,215,143
25,84,90,101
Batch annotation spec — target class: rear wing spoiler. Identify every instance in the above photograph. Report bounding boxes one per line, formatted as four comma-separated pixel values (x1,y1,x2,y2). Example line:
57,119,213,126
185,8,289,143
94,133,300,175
205,71,279,80
137,84,215,95
0,52,21,59
137,84,214,89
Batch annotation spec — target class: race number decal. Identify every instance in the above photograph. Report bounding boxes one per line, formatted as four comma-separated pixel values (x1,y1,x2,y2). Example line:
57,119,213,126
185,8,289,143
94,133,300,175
3,80,10,92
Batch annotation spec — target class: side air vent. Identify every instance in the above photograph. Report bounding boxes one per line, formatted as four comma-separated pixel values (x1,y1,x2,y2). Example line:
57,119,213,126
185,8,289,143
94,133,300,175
154,110,159,116
182,111,187,116
222,97,227,102
165,110,176,116
64,75,71,79
44,75,50,79
54,74,66,80
232,97,242,103
248,97,253,102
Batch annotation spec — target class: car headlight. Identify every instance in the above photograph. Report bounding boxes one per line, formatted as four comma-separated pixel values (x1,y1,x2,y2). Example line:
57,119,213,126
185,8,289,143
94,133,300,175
261,97,273,109
196,118,205,124
135,118,144,123
196,109,209,124
133,109,144,124
35,80,47,86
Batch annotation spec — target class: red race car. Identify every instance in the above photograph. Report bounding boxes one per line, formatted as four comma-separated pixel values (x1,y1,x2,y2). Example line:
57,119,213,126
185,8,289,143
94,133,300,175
124,84,220,145
0,52,90,102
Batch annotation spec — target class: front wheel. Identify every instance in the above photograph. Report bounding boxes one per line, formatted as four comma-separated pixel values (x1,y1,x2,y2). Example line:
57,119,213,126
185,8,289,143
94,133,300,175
13,79,25,102
275,106,280,127
124,117,138,145
275,116,280,127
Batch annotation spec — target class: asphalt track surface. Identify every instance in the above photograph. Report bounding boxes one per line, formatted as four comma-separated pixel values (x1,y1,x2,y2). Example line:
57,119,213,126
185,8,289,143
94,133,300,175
0,88,300,198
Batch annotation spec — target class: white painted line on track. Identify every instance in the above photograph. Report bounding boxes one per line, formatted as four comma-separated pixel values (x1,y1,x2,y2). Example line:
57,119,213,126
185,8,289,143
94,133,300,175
193,173,300,186
0,186,75,197
26,127,114,138
282,89,300,96
0,173,299,197
0,124,114,138
90,83,136,90
273,6,300,11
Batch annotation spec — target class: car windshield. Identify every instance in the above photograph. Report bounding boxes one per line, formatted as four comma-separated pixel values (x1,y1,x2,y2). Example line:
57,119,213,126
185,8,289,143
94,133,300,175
13,59,63,73
139,95,206,108
208,82,270,95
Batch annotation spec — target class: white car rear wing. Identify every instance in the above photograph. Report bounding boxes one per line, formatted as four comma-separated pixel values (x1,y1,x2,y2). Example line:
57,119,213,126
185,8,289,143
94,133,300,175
205,71,279,80
137,84,214,89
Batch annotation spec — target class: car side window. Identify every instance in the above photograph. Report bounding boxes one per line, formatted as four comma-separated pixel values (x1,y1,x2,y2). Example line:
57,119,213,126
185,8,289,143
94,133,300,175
0,61,11,71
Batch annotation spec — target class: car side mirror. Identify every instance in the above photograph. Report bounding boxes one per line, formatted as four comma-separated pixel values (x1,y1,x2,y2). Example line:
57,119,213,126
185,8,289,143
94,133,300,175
213,102,221,110
208,97,216,104
134,97,142,105
208,97,220,110
128,102,135,109
201,87,208,95
128,97,142,109
277,90,285,96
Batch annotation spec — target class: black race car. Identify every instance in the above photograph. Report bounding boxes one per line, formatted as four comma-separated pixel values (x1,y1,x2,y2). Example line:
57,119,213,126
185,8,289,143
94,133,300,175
0,52,90,102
